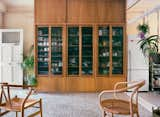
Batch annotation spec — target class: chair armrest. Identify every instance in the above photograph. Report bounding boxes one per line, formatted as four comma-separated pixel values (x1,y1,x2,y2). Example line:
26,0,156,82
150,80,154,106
1,83,36,89
21,88,34,107
114,81,138,91
98,89,127,103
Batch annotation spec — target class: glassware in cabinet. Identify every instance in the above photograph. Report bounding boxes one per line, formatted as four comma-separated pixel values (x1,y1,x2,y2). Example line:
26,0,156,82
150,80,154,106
68,27,79,75
37,27,49,75
112,27,123,74
51,27,63,75
82,27,93,75
98,26,110,75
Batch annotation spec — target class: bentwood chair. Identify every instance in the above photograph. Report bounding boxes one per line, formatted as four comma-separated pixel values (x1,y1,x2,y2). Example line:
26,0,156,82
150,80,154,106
0,83,42,117
99,80,145,117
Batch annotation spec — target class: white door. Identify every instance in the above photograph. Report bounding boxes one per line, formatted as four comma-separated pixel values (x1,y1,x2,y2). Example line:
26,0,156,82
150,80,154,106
128,69,149,91
12,45,23,85
0,44,23,85
0,45,13,84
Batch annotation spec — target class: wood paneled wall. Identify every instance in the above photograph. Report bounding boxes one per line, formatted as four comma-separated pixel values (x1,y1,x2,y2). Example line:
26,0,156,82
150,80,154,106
35,0,126,24
35,0,66,24
34,0,126,92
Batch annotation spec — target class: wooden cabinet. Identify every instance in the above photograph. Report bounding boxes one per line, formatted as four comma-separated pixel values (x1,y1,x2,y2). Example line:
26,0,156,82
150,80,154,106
97,26,110,75
35,0,126,92
95,0,126,23
35,0,66,24
35,0,126,24
67,27,80,75
67,0,96,23
37,27,49,75
67,26,93,76
51,27,63,75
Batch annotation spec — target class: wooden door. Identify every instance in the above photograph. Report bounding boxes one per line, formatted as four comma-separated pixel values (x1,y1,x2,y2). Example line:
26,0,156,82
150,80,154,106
35,0,66,24
67,0,96,23
95,0,126,23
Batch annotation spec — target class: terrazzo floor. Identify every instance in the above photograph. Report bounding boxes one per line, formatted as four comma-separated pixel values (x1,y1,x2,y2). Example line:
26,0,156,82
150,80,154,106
2,90,152,117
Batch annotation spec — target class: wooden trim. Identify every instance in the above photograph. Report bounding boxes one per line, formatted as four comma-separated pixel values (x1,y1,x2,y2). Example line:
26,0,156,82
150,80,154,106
93,25,97,78
109,25,112,77
124,24,127,80
48,26,51,77
79,26,82,76
63,25,67,77
34,26,38,77
66,25,68,76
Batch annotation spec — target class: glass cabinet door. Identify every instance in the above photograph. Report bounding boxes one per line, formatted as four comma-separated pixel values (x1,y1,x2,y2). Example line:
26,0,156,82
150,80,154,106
68,27,79,75
112,27,123,74
98,26,110,75
37,27,49,75
51,27,63,75
82,27,93,75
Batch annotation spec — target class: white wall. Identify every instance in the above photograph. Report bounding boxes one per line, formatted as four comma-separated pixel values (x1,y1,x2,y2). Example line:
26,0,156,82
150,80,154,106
0,13,3,27
127,11,160,36
4,11,34,55
0,1,6,28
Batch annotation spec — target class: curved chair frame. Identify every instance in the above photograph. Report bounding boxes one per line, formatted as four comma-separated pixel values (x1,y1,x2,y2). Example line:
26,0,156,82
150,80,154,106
0,83,42,117
99,80,145,117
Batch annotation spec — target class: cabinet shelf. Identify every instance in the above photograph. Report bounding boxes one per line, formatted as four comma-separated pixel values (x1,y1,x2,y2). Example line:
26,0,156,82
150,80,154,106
38,40,48,42
68,66,79,68
38,35,48,37
38,56,48,58
68,34,79,37
51,56,62,57
36,26,124,77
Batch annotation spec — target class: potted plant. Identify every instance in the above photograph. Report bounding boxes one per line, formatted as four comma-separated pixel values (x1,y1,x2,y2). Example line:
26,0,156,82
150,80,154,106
153,107,160,117
137,23,160,63
22,45,37,85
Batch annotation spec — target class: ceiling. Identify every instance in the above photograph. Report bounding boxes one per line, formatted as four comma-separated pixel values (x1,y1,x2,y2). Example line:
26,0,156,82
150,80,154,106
0,0,33,7
127,0,160,22
0,0,160,23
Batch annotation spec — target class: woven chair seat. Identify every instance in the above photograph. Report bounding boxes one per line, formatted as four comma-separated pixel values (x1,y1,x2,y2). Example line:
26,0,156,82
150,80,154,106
101,99,137,115
0,97,40,112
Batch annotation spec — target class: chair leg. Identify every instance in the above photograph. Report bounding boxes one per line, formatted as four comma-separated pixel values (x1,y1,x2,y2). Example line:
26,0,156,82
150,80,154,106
136,112,139,117
40,99,43,117
21,110,24,117
102,110,106,117
16,112,18,117
111,113,113,117
130,113,134,117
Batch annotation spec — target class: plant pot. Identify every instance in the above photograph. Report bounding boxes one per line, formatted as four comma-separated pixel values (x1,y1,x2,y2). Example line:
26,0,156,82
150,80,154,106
150,53,160,64
27,75,37,86
153,107,160,117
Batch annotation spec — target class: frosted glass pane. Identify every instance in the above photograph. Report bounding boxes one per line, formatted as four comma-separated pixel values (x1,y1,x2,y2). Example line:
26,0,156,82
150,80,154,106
2,32,20,44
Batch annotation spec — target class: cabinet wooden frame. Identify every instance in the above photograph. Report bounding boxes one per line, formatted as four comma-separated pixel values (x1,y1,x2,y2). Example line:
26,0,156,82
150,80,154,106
67,25,94,77
95,24,126,78
110,24,126,78
35,23,126,92
35,25,66,78
35,25,50,77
